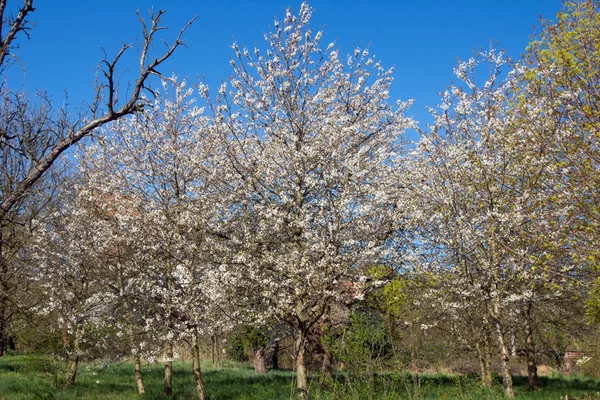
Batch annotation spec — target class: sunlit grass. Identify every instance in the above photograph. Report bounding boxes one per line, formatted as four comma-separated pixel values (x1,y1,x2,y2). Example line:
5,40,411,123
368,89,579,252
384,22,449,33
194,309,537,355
1,354,599,399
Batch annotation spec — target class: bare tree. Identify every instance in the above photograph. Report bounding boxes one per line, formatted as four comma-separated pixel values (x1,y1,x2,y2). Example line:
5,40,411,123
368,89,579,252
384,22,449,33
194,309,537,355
0,0,34,72
0,0,195,355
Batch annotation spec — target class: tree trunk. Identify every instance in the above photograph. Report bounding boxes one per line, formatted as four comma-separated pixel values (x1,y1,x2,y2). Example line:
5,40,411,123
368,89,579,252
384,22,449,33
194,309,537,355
164,343,173,396
319,315,332,381
499,340,514,399
524,305,540,390
62,322,70,348
211,335,217,367
476,343,485,383
410,341,418,371
0,240,8,357
386,313,398,358
254,347,267,373
118,270,145,395
483,331,493,387
215,330,222,368
164,271,174,396
296,333,308,400
192,342,206,400
552,350,565,372
67,329,81,386
510,329,517,357
67,354,79,385
134,355,145,395
483,348,492,387
0,312,5,357
271,339,279,370
476,341,493,387
492,313,514,399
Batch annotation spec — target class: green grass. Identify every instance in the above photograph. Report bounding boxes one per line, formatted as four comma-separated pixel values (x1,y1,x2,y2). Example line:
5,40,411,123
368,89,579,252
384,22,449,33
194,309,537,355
1,354,599,399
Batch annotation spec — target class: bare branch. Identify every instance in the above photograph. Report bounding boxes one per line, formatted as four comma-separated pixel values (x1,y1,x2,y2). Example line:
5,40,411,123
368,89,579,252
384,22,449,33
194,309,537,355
0,0,35,71
0,9,196,215
100,43,130,115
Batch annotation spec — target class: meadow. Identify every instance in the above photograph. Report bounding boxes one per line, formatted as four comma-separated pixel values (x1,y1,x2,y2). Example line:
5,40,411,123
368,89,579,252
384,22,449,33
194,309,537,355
1,354,599,400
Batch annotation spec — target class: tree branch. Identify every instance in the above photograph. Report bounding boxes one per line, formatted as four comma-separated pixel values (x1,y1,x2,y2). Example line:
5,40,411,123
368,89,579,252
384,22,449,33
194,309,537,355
0,9,196,215
0,0,35,71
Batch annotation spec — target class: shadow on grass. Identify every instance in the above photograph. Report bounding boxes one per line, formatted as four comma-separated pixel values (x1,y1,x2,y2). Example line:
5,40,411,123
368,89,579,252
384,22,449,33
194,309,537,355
2,355,600,400
516,374,600,388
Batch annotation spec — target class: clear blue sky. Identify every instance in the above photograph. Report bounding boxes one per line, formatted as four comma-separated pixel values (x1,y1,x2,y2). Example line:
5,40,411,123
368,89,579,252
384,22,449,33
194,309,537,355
5,0,562,129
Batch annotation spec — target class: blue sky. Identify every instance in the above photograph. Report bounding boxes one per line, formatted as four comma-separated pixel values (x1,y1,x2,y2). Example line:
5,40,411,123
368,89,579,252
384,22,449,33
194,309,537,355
5,0,562,129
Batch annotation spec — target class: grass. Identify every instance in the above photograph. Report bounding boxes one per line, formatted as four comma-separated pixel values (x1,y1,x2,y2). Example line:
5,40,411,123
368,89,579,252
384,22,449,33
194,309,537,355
1,354,599,399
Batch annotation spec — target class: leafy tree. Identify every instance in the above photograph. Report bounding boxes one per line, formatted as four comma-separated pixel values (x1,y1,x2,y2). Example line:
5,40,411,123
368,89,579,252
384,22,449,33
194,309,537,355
520,0,600,324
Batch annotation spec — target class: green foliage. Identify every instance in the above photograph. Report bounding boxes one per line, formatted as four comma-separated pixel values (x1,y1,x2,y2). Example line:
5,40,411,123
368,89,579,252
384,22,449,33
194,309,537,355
527,1,600,98
225,325,269,363
14,324,65,356
366,265,409,319
244,325,268,350
225,329,248,363
323,311,392,376
522,0,600,328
